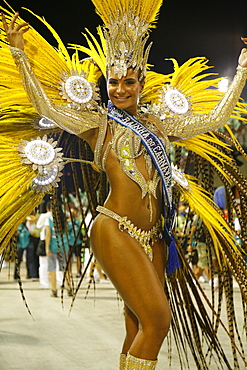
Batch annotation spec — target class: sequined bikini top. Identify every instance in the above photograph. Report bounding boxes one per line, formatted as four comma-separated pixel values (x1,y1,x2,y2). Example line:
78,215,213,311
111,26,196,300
94,117,164,221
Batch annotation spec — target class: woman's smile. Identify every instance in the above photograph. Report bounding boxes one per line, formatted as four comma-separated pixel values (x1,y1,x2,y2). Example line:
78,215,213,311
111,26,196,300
114,96,130,102
107,67,144,116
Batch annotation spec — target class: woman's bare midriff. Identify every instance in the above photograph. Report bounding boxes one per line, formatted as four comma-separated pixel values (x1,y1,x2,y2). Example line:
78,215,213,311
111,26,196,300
103,147,163,230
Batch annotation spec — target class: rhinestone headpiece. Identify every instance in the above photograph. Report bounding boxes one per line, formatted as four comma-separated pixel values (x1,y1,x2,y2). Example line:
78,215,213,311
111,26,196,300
104,10,152,80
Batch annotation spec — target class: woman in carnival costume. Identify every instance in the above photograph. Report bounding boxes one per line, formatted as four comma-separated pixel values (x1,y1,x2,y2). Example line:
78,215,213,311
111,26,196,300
1,0,247,368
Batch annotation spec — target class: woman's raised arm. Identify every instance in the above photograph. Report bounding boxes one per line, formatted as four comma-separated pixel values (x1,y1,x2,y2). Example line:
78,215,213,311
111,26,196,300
163,42,247,139
1,12,101,138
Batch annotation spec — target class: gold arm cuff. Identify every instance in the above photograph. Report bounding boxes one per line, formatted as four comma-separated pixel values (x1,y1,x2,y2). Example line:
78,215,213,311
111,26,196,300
236,64,247,78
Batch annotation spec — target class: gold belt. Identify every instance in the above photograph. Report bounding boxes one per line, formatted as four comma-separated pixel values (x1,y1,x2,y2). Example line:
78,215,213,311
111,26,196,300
96,205,163,261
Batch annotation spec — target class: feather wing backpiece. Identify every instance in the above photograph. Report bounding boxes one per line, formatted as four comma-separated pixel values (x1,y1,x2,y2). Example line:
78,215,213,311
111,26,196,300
0,1,247,368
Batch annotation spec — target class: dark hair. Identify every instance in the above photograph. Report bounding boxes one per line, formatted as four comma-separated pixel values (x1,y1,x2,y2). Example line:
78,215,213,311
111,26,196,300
46,201,51,211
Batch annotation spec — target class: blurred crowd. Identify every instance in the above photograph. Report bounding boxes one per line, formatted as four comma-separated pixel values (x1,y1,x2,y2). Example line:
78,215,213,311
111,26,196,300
175,186,246,288
2,195,109,298
3,184,245,294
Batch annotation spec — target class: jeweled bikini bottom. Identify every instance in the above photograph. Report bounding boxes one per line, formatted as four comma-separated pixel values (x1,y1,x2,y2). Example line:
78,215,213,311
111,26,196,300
96,205,163,261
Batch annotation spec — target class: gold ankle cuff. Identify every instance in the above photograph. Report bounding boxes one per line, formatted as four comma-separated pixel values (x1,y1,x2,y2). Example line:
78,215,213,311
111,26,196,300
126,352,157,369
119,353,126,370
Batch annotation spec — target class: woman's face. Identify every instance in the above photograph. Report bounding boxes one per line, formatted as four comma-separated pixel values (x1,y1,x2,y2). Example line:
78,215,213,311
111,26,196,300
107,68,144,116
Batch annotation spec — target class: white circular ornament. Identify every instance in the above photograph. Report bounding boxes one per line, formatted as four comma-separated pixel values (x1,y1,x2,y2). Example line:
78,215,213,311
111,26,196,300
33,166,58,186
165,89,189,115
25,140,55,165
65,76,93,104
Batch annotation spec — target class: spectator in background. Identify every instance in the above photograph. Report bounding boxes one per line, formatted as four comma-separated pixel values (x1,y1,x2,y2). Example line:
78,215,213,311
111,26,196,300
214,186,226,210
14,222,30,280
26,211,39,280
45,211,71,297
67,207,84,278
185,244,198,272
188,215,218,286
36,201,52,289
175,202,188,239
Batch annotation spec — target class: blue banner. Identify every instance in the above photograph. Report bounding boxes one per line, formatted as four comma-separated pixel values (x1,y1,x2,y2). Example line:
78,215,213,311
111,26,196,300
107,102,180,273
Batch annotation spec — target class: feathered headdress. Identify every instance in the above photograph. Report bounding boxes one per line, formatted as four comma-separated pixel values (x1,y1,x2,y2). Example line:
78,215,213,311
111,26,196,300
90,0,163,79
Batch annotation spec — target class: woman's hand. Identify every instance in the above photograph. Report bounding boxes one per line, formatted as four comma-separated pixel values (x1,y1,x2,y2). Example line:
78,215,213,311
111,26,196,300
239,37,247,68
1,12,29,51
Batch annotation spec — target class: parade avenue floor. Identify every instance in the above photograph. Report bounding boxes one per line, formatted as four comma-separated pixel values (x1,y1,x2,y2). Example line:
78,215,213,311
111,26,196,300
0,262,246,370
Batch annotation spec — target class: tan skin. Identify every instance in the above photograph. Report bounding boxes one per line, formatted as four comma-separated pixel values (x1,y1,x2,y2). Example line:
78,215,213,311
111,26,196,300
2,12,247,361
44,224,57,291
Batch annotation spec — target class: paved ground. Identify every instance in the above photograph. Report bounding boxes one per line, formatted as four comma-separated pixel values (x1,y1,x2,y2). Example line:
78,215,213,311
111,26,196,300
0,262,246,370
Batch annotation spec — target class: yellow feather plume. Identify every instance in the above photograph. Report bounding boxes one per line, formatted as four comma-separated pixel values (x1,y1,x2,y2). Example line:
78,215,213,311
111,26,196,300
141,57,247,120
0,5,101,110
91,0,163,28
176,176,241,267
68,27,106,78
174,133,234,183
141,70,172,103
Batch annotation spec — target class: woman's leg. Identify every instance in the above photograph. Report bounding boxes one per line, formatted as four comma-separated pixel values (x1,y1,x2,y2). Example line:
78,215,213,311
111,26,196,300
121,237,166,354
91,215,171,361
122,304,139,353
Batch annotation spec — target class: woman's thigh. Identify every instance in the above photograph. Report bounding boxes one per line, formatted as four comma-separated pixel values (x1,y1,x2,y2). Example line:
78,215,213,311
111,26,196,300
91,215,170,324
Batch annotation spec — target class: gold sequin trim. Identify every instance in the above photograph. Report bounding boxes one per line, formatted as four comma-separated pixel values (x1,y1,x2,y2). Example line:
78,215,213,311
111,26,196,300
96,205,163,260
126,352,157,369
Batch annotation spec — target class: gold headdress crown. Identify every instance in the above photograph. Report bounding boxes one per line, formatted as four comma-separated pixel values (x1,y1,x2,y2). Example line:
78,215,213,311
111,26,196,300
91,0,163,80
104,11,151,80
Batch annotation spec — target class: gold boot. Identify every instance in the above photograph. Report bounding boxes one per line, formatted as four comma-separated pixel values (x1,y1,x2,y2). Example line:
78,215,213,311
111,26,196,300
119,353,126,369
125,352,157,369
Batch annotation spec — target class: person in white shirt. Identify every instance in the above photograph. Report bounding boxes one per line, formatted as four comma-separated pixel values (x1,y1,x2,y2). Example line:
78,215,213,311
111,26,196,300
36,202,52,289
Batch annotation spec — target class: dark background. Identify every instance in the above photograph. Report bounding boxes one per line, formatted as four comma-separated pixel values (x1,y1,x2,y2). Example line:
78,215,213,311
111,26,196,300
1,0,247,99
